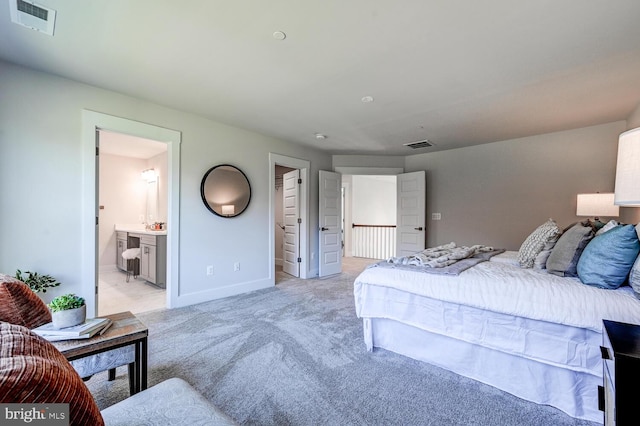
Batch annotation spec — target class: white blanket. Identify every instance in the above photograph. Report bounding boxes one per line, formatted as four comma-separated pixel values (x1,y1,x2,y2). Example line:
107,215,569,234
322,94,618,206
354,252,640,331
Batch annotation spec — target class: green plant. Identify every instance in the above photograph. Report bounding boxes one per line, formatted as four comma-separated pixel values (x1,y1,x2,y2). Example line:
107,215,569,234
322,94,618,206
48,294,85,312
14,269,61,293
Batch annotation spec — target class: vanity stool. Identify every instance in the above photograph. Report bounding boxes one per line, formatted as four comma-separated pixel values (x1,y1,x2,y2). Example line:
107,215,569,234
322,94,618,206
121,248,141,282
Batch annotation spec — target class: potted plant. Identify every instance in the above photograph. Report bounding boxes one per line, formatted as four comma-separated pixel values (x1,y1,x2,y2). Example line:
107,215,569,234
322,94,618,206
48,294,86,329
14,269,61,293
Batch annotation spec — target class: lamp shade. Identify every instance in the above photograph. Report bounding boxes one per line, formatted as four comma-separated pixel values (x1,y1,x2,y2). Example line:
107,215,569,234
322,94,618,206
221,205,235,216
576,193,619,217
614,127,640,206
141,168,157,182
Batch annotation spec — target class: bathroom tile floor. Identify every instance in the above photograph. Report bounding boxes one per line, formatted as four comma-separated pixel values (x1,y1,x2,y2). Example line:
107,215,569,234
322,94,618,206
98,270,165,316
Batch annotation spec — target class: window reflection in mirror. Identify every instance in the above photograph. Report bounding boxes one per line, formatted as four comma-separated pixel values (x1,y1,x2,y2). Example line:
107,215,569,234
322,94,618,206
200,165,251,217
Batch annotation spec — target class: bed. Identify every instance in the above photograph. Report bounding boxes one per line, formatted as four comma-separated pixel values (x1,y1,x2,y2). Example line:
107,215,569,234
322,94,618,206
353,225,640,423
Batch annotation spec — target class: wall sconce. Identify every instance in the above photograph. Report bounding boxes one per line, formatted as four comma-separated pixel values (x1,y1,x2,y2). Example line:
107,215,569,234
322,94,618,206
221,205,235,216
614,127,640,206
141,168,157,183
576,193,619,222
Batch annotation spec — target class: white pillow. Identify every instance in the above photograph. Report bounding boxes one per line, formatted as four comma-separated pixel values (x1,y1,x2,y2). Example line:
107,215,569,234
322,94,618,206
595,220,619,236
630,255,640,299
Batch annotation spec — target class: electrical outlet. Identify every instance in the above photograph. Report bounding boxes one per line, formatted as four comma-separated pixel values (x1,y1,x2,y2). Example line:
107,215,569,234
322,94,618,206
431,212,442,220
234,262,240,271
206,265,214,276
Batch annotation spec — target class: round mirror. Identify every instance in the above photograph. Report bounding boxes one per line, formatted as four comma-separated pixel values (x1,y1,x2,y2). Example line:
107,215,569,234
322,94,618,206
200,164,251,218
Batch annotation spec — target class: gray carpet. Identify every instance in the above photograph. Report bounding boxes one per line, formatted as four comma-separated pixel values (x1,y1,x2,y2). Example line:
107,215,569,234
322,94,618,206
86,269,597,426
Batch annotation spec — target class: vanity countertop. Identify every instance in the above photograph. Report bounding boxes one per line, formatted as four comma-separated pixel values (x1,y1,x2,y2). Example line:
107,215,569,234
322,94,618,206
115,225,167,236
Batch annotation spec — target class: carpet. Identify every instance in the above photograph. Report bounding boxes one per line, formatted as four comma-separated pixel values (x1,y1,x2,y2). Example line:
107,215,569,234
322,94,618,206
86,268,597,425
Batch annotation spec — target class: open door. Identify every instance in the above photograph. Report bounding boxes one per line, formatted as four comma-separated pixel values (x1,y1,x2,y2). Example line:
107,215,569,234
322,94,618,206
282,169,300,277
319,170,342,276
396,171,426,256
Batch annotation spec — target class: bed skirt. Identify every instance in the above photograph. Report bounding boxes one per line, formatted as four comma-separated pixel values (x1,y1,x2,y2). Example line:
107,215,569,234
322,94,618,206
363,317,602,423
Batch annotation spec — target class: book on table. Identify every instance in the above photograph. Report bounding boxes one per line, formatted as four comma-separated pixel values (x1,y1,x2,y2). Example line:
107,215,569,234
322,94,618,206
32,317,112,341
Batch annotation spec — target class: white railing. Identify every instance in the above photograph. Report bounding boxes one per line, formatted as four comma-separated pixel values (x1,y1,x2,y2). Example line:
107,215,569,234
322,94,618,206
352,224,396,260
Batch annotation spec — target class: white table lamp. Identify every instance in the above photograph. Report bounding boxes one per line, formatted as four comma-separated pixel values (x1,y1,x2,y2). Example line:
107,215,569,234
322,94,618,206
221,205,235,216
576,193,619,222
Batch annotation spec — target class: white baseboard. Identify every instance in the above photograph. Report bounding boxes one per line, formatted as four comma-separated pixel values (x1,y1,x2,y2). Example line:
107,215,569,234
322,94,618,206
173,277,273,308
275,257,283,266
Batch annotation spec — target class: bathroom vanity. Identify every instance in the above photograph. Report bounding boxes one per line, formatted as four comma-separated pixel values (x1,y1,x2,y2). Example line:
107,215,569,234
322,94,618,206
116,227,167,288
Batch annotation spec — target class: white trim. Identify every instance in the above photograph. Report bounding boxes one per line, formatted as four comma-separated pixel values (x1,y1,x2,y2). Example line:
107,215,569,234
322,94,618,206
335,166,403,175
82,110,181,316
269,153,310,281
174,277,271,307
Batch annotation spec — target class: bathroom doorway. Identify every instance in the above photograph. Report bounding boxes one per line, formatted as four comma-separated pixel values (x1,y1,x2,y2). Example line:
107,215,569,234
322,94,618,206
97,130,168,315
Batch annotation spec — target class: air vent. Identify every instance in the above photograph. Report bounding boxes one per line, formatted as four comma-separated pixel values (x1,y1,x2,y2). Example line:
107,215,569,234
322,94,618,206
403,139,433,149
10,0,56,36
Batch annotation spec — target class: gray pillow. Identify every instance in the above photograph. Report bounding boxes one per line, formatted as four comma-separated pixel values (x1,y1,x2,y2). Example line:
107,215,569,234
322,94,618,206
546,223,594,277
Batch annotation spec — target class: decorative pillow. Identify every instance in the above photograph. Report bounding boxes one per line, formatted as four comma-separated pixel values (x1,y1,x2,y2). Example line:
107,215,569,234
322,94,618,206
630,255,640,299
546,222,594,277
577,225,640,289
595,220,619,236
517,219,561,268
0,274,52,329
0,322,105,425
533,248,553,269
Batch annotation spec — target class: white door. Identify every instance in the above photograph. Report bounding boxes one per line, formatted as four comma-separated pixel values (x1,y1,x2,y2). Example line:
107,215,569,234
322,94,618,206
94,130,100,310
282,169,300,277
319,170,342,276
396,171,426,256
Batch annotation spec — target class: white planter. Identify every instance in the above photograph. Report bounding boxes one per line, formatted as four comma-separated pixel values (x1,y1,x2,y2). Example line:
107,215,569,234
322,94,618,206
52,305,86,329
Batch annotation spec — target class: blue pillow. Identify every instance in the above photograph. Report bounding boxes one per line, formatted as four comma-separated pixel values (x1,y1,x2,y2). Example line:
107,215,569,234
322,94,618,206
577,225,640,289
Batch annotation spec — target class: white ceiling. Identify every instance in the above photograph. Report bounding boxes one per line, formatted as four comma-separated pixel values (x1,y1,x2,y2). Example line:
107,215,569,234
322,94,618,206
98,130,167,159
2,0,640,155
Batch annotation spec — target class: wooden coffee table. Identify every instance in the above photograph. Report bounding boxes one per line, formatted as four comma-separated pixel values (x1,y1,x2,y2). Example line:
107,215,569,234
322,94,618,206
52,311,148,394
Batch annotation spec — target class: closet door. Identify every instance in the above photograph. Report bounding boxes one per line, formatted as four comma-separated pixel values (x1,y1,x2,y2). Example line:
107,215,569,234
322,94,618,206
396,171,425,256
282,169,300,277
319,170,342,277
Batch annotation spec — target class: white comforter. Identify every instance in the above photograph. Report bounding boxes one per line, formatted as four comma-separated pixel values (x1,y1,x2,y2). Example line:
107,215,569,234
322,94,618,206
354,252,640,331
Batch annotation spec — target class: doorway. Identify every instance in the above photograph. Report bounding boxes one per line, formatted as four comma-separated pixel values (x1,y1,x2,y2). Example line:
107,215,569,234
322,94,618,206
81,111,181,317
269,153,310,283
275,165,298,283
97,130,168,315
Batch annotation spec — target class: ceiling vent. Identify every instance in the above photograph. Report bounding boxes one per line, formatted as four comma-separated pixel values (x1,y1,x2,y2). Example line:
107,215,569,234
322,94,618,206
10,0,56,36
403,139,433,149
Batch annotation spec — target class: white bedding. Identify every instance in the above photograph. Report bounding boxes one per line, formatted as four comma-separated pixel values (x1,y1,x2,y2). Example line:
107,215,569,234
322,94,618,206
355,252,640,331
353,251,640,422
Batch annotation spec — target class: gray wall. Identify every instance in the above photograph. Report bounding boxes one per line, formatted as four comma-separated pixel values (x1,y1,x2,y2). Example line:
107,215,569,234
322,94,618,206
404,122,629,250
0,60,331,305
627,101,640,129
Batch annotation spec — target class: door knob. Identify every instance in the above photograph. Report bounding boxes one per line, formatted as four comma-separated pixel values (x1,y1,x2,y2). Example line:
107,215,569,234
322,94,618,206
321,227,329,231
414,227,423,231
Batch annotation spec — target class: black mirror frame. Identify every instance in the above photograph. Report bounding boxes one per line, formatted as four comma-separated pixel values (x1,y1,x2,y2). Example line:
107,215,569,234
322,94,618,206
200,164,252,218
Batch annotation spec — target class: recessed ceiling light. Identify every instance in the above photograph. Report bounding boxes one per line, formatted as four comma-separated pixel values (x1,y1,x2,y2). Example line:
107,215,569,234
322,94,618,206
361,96,374,103
273,31,286,40
315,133,327,140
